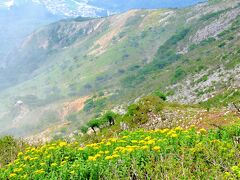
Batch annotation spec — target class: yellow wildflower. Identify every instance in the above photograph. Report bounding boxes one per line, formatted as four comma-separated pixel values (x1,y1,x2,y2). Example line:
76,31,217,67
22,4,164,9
18,152,23,157
98,151,104,154
59,142,67,147
104,151,110,154
153,146,161,152
51,163,57,167
141,146,149,150
14,168,23,173
88,156,97,161
175,127,183,131
106,142,111,146
145,136,152,141
105,155,117,160
40,162,46,166
9,173,17,178
112,154,120,158
24,156,31,161
78,147,84,151
48,147,55,150
95,154,101,158
199,128,207,134
146,140,155,145
171,134,178,138
109,138,118,142
34,169,45,175
190,125,196,129
118,140,126,143
131,140,138,143
70,170,75,175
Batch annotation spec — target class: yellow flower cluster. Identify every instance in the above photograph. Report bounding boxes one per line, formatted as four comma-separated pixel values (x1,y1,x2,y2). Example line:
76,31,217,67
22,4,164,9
3,126,235,179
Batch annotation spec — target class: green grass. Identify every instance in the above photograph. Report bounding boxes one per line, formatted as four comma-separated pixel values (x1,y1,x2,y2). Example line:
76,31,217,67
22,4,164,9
0,1,239,136
200,89,240,108
1,124,240,179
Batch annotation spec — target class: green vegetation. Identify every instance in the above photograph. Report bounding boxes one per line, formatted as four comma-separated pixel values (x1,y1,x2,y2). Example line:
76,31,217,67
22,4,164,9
195,75,209,84
0,0,239,138
124,96,164,125
153,90,167,101
1,124,240,179
144,28,190,73
189,37,216,51
83,98,107,113
200,89,240,108
0,136,26,167
171,67,187,83
87,119,102,133
200,9,227,21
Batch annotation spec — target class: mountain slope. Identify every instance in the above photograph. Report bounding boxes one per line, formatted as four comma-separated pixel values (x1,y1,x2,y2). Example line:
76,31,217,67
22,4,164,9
1,0,205,17
0,1,61,68
0,0,204,79
0,0,239,137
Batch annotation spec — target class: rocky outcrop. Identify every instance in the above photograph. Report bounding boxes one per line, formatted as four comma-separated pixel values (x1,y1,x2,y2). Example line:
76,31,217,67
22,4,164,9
168,65,240,104
190,7,240,44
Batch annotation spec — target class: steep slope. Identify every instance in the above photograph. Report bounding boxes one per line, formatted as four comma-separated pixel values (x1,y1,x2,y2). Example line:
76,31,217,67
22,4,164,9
0,1,61,68
1,0,204,17
0,0,204,83
0,0,239,137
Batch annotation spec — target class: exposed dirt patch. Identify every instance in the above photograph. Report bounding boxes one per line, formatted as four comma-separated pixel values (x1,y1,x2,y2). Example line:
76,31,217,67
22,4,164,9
194,110,239,129
88,10,139,56
62,96,89,120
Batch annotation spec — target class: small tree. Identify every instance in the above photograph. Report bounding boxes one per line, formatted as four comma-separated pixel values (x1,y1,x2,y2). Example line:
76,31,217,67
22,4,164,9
104,111,116,126
87,119,101,133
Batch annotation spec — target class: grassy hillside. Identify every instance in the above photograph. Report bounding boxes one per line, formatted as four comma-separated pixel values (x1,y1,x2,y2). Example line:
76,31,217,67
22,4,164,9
0,0,239,136
0,92,239,179
1,123,240,179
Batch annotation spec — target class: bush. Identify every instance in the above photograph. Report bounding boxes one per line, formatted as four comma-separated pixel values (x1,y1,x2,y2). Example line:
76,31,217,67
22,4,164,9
125,96,164,125
80,126,89,134
0,136,26,166
103,111,117,126
171,68,186,83
218,42,226,48
153,91,167,101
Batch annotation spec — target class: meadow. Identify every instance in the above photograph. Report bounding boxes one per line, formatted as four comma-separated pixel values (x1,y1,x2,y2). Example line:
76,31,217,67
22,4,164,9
1,124,240,179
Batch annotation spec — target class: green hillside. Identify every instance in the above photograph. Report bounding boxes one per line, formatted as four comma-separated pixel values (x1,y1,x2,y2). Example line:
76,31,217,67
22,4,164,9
0,0,239,137
0,94,240,179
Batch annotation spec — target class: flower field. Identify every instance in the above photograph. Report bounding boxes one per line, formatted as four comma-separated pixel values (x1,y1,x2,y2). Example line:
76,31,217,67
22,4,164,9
1,125,240,179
